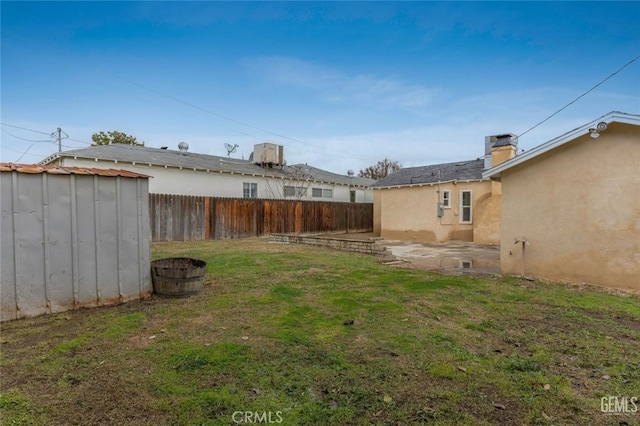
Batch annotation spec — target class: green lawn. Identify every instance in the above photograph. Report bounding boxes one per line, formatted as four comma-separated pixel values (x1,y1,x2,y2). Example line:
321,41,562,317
1,239,638,425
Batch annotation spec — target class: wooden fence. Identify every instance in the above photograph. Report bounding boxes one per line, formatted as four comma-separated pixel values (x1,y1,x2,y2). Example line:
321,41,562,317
149,194,374,242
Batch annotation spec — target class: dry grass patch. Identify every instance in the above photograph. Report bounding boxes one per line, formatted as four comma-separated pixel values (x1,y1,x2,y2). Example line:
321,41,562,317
1,238,638,425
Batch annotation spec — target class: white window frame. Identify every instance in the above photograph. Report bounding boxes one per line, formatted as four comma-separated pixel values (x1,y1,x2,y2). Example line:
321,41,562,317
442,190,451,208
243,182,258,199
311,187,333,199
283,185,296,198
460,190,472,224
284,186,307,198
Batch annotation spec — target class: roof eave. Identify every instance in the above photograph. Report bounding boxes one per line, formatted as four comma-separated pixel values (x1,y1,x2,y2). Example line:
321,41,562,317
372,178,487,190
44,153,373,188
482,111,640,179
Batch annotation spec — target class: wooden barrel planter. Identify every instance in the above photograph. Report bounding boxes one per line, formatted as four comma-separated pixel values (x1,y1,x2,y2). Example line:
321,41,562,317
151,258,207,297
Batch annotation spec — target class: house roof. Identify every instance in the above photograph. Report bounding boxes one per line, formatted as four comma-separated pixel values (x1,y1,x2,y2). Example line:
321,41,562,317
285,163,374,187
0,162,150,178
40,144,373,188
371,158,485,189
483,111,640,180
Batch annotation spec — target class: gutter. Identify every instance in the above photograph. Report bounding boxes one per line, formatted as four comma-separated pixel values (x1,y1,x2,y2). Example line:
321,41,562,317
371,178,488,190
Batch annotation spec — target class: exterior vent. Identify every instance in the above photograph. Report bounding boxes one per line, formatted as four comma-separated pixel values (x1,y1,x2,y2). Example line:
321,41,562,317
484,133,517,169
485,134,517,155
178,142,189,155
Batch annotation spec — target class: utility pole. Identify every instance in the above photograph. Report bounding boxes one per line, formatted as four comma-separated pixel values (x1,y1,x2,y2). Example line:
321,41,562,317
57,128,62,152
52,127,68,152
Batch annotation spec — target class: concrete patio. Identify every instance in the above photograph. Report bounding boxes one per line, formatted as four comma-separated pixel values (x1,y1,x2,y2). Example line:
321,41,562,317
307,233,500,276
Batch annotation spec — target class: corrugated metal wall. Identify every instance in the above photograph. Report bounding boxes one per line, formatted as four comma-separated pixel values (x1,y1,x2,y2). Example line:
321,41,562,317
149,194,374,241
0,171,151,321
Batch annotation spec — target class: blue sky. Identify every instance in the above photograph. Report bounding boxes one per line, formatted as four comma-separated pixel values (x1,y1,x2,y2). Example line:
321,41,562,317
2,1,639,174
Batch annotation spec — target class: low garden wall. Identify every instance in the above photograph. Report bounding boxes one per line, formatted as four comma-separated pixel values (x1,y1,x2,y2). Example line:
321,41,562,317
271,233,394,258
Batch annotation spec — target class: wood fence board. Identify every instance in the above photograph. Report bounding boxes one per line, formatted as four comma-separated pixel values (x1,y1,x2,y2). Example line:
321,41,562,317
150,194,373,241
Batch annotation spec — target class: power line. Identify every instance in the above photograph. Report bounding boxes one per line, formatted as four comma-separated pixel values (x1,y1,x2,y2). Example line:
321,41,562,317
66,137,93,146
2,144,49,157
517,54,640,139
97,80,266,142
1,128,55,143
118,77,376,161
12,142,42,162
1,123,90,147
0,122,52,135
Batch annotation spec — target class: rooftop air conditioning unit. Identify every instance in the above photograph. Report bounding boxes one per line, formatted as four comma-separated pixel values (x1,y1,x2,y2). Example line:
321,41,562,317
253,143,284,165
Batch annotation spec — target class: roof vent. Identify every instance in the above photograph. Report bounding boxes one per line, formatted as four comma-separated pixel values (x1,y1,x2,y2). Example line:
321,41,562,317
178,142,189,155
347,170,354,178
160,146,168,150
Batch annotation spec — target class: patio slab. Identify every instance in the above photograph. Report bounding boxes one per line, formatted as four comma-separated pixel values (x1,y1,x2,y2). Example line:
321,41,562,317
380,240,500,275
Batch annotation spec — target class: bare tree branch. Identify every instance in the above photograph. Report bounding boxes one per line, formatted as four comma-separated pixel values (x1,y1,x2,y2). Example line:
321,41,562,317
358,158,401,180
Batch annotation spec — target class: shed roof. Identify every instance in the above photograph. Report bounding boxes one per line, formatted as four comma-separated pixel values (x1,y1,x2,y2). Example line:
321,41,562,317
0,163,150,178
483,111,640,180
371,158,485,188
40,144,373,187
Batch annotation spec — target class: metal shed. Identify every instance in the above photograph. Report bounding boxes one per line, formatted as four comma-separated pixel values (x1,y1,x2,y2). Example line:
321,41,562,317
0,163,152,321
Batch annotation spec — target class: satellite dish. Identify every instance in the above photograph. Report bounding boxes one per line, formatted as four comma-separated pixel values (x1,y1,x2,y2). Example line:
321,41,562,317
224,143,239,157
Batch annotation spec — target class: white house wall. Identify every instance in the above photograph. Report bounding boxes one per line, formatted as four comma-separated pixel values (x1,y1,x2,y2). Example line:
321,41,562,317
60,158,372,202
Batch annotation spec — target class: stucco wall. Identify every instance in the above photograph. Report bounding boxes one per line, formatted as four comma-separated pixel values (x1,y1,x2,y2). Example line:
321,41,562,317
373,190,382,234
59,158,371,203
376,181,492,242
473,192,501,244
499,122,640,291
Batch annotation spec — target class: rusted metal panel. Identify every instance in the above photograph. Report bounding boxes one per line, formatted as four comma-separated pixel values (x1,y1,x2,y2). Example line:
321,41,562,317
0,162,150,178
0,168,151,321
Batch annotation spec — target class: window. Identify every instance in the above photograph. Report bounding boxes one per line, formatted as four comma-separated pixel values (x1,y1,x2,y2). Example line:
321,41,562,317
460,190,472,223
243,182,257,199
350,190,356,203
311,188,332,198
442,190,451,208
284,185,307,198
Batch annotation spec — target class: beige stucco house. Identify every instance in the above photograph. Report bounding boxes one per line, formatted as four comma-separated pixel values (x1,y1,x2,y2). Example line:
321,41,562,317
483,111,640,292
371,135,517,244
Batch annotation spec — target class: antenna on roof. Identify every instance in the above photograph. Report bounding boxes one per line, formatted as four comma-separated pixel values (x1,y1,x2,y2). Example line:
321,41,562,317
224,143,239,157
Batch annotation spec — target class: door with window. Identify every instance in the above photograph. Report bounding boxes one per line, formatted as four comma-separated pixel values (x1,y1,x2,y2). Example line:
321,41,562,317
460,190,472,223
